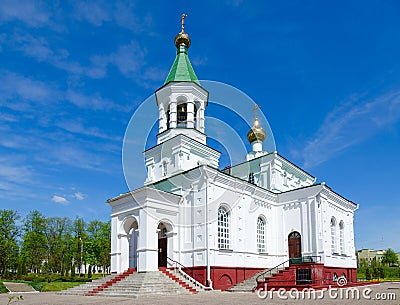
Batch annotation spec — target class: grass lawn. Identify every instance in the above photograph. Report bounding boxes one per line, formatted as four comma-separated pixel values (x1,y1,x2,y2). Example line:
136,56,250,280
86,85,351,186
0,281,87,293
0,282,8,293
32,281,87,292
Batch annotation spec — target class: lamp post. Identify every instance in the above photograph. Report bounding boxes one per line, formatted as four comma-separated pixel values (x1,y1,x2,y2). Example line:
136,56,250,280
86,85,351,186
79,236,83,276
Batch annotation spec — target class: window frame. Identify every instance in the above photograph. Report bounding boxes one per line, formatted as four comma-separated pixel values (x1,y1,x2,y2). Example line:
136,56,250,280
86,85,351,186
257,216,266,253
217,206,230,249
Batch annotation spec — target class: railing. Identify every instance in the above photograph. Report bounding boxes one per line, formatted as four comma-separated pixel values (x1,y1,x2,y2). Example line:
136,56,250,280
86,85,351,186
256,259,291,283
289,255,321,264
166,257,211,290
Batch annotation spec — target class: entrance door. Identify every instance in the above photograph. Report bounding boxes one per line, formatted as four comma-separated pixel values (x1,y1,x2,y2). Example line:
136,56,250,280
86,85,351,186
158,238,167,267
288,231,302,258
128,230,137,268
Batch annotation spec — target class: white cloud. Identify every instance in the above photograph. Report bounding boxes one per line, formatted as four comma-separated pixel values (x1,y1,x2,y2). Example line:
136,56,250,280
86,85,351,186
301,89,400,168
74,1,111,26
0,71,59,113
192,56,209,67
74,192,85,200
72,1,151,31
56,120,121,141
0,0,50,27
0,162,33,183
52,195,68,204
109,41,146,77
65,90,130,112
9,32,160,85
0,71,55,102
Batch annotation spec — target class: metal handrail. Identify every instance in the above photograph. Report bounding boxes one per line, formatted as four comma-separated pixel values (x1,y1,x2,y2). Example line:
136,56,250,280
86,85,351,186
256,259,291,283
166,257,211,290
289,255,321,264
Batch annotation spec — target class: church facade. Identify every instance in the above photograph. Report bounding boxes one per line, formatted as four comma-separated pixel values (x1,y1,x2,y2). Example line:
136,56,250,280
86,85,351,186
107,20,358,291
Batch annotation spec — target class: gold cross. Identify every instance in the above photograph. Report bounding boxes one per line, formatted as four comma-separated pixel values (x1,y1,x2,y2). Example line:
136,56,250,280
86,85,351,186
180,14,187,33
253,103,260,119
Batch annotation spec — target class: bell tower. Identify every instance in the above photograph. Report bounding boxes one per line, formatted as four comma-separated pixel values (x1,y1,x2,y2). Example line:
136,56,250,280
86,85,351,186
155,14,208,145
144,15,220,185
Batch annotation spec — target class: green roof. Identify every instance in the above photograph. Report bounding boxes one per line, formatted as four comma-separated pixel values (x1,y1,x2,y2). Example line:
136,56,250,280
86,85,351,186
164,45,199,85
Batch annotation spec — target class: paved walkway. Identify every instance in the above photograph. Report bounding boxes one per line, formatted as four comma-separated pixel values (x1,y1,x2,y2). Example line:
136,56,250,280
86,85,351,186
3,282,37,293
0,283,398,304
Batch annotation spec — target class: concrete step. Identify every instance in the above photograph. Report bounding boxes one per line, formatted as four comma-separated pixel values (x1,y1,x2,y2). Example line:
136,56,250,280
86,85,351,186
228,268,282,292
88,271,195,297
58,270,136,296
57,274,116,295
165,268,207,291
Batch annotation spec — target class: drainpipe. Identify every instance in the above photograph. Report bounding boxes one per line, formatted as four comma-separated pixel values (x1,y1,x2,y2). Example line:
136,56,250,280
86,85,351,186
204,166,213,288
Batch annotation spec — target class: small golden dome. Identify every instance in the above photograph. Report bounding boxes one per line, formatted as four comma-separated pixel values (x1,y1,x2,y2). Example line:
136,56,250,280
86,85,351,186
247,117,266,143
174,32,191,48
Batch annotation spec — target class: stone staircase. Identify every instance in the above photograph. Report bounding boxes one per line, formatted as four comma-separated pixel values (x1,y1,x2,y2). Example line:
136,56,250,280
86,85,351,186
159,268,199,293
58,273,120,295
227,268,279,292
162,268,209,292
91,270,196,297
85,268,136,295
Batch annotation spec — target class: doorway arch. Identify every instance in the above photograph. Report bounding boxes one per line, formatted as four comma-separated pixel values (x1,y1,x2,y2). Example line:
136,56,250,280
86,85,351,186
157,222,172,267
123,217,138,269
288,231,302,258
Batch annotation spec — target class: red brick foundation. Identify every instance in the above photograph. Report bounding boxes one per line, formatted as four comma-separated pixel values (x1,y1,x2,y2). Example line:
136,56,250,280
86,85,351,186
183,265,357,291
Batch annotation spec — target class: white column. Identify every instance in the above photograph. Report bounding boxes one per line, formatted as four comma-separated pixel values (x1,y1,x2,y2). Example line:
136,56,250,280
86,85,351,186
137,208,158,271
110,216,119,273
170,100,177,128
158,103,167,132
251,140,263,152
198,106,205,132
187,101,195,128
118,233,129,272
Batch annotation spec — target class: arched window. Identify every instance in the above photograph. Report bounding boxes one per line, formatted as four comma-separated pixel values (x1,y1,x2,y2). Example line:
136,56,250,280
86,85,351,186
162,161,167,177
339,220,345,255
257,217,266,253
218,206,230,249
248,172,255,184
193,103,198,129
166,104,171,129
177,103,187,127
331,217,337,254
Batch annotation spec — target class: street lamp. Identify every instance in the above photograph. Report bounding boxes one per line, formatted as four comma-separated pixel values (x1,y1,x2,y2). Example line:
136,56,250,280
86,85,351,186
79,236,83,276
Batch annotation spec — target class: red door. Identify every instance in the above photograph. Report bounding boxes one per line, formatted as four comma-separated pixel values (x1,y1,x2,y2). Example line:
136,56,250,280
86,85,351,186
288,232,301,258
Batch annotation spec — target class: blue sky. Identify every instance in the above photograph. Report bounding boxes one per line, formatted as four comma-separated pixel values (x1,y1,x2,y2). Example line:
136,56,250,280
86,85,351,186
1,1,400,251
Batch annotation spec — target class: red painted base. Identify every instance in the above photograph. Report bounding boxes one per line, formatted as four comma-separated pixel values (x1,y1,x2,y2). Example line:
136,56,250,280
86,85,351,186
85,268,136,296
183,265,358,291
159,267,198,294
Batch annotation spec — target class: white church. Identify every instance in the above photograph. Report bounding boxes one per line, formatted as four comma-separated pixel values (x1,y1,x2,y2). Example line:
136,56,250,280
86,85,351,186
107,17,359,291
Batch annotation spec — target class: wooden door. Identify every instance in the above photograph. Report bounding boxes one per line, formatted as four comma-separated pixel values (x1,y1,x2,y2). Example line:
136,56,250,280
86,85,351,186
158,238,167,267
288,232,301,258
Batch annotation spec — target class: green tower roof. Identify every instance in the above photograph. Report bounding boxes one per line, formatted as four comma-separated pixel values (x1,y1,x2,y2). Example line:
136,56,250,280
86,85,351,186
164,45,199,85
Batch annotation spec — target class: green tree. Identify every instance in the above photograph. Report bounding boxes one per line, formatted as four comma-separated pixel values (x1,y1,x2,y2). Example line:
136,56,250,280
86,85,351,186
382,248,398,267
21,210,47,273
359,258,368,268
0,210,20,276
72,217,87,275
87,220,111,273
378,266,386,279
365,267,371,280
88,265,92,278
45,217,72,273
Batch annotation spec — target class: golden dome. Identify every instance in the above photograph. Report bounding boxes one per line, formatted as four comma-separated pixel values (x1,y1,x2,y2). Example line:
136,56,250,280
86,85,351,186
174,32,191,48
247,117,266,143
